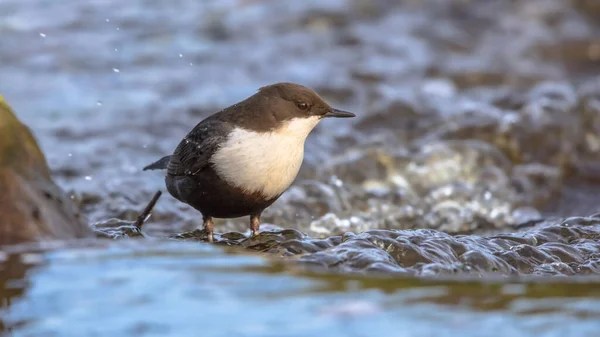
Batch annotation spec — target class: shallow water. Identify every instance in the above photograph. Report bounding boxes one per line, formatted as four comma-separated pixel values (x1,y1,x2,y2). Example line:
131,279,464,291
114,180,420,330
2,0,600,335
2,240,600,337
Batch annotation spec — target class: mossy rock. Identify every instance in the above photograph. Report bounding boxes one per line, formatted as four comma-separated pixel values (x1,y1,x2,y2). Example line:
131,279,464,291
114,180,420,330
0,95,91,245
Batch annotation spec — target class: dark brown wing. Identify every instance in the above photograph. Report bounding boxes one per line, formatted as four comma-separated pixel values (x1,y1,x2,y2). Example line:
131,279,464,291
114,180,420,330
167,119,233,176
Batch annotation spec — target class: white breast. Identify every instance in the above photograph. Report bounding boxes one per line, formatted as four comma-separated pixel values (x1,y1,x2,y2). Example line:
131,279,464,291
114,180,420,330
210,116,320,199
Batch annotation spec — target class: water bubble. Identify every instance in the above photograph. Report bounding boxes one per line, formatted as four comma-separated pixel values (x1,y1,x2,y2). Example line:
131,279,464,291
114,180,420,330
116,27,120,31
179,53,183,58
114,48,118,52
39,33,46,37
84,176,92,181
67,153,72,157
96,101,102,106
190,62,194,66
105,18,110,22
112,68,120,73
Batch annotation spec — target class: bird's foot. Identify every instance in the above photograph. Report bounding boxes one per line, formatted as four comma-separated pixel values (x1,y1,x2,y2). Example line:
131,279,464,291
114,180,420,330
203,216,215,243
250,214,260,237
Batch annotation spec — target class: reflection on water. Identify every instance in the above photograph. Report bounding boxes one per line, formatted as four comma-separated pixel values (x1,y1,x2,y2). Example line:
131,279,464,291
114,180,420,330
1,240,600,337
0,251,34,333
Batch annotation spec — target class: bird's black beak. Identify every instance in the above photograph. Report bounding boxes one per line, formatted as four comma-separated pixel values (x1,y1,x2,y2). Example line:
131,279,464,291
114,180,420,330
323,108,355,118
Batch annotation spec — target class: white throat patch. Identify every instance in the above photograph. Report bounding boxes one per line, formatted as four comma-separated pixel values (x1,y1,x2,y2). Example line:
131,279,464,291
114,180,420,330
210,116,321,198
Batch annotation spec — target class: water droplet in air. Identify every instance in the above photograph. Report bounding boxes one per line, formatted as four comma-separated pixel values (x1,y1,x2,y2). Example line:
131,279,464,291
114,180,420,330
84,176,92,181
39,33,46,37
330,175,344,187
179,54,183,58
113,68,120,73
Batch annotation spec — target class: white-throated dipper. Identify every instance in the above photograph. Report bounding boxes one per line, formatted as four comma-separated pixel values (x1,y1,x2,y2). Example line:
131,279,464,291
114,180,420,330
143,82,355,242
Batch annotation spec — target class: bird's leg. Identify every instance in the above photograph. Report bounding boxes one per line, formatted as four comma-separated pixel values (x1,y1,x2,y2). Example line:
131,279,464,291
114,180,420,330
203,216,214,243
250,214,261,237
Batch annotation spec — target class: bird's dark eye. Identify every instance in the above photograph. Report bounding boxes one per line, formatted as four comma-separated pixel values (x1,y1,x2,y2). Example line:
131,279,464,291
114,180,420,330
297,102,309,110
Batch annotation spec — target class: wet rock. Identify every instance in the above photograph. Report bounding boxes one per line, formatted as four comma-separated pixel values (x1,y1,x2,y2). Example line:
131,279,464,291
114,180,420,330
0,97,90,245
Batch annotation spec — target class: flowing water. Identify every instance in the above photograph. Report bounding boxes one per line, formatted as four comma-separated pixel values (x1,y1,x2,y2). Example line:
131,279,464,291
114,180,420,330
1,0,600,335
2,240,600,337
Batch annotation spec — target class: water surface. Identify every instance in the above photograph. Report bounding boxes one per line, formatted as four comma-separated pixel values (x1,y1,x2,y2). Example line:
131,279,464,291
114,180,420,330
2,240,600,337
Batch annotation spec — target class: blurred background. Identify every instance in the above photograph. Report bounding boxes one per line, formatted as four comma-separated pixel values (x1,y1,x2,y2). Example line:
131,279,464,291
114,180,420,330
1,0,600,336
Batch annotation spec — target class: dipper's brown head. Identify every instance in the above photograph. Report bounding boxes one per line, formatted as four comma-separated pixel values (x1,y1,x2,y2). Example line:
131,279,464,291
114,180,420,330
221,82,355,132
258,82,355,120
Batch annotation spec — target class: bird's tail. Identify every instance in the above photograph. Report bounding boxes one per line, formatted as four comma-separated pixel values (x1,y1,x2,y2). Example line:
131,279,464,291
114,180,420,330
143,155,171,171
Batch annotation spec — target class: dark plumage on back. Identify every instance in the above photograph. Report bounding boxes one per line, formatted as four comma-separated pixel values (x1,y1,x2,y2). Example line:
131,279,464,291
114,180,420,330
166,120,233,176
